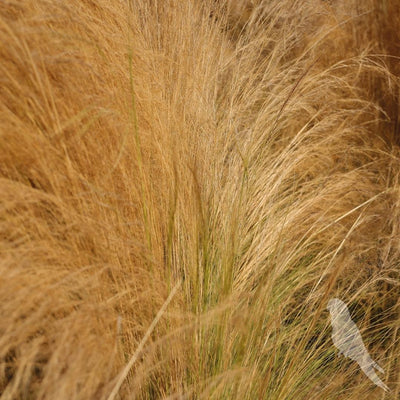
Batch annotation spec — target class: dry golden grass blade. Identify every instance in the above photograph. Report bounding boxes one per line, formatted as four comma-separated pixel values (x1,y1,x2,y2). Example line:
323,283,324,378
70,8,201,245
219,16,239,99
107,281,180,400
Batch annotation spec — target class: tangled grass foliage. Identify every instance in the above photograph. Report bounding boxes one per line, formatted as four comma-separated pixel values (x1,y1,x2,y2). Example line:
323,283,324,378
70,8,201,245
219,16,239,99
0,0,400,399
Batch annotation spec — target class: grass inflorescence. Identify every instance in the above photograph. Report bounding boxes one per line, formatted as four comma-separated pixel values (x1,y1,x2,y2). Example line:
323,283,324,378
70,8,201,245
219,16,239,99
1,0,400,399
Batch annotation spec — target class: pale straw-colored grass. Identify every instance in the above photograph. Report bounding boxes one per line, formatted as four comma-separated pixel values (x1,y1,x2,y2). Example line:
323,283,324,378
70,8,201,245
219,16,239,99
0,0,399,398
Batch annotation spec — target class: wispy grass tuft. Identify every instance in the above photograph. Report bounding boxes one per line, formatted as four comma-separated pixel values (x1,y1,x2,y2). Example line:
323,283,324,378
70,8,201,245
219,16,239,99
1,0,400,398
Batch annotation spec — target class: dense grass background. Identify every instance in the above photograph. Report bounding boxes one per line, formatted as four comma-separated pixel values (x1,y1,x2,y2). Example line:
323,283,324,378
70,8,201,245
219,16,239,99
1,0,400,398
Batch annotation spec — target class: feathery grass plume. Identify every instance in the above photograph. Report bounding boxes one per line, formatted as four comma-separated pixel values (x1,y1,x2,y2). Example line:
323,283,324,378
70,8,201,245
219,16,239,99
0,0,400,398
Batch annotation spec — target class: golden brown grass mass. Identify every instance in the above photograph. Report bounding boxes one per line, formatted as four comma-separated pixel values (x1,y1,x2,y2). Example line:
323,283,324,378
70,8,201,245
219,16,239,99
1,0,400,398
